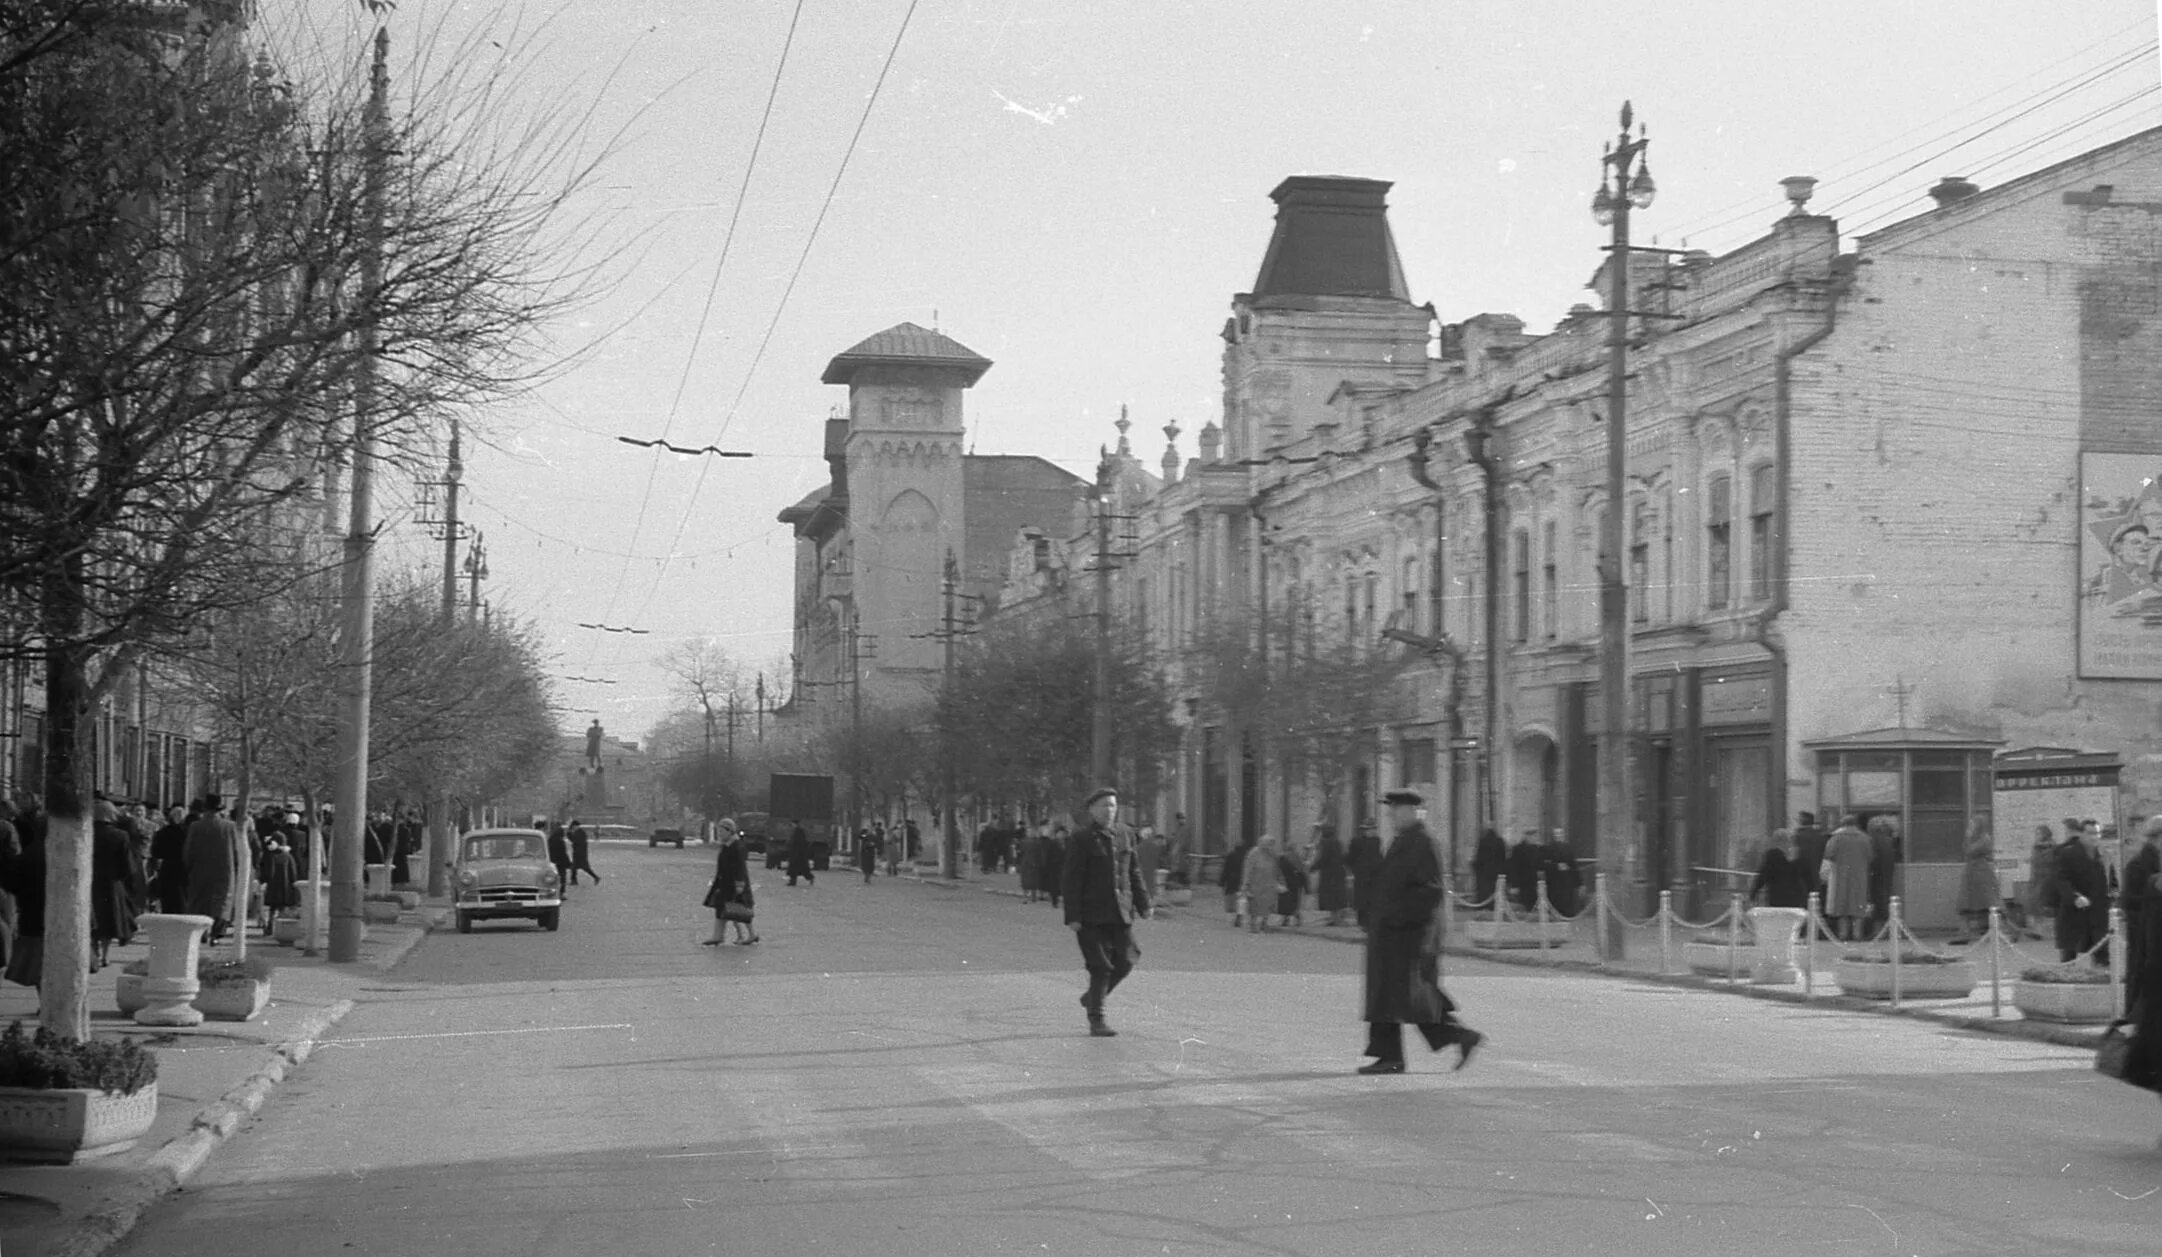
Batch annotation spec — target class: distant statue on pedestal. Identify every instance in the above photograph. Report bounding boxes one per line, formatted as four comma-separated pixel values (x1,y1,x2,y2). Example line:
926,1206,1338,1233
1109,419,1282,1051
585,719,605,771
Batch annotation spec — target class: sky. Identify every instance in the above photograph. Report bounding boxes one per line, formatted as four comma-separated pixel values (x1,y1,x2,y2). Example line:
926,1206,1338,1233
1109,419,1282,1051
274,0,2162,747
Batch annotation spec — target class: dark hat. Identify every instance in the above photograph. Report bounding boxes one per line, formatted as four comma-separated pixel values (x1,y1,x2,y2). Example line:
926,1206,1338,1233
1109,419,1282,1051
1083,786,1118,808
1381,789,1424,807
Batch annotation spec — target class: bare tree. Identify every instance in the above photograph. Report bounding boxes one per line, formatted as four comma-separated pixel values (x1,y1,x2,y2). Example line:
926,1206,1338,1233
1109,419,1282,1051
654,640,748,836
1,3,610,1035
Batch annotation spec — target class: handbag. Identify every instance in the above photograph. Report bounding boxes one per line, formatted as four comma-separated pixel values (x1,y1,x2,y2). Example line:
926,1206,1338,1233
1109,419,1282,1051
722,902,755,923
2096,1024,2136,1082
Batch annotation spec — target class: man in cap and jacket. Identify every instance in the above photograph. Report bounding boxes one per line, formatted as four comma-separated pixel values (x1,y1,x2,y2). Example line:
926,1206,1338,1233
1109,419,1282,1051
1062,786,1152,1037
1359,789,1482,1074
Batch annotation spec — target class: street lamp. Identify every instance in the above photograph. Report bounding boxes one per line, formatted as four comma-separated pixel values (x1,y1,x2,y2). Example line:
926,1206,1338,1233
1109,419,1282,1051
1592,101,1652,945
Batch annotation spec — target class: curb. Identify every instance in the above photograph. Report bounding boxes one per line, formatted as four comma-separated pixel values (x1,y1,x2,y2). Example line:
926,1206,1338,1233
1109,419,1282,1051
51,998,358,1257
48,925,428,1257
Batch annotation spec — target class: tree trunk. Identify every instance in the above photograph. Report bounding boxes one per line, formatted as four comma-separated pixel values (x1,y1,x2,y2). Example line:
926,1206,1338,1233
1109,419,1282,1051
40,619,93,1041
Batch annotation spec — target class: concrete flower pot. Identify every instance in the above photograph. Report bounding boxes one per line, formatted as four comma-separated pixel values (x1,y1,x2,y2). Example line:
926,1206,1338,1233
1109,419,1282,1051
2012,979,2116,1024
194,977,271,1023
114,968,148,1017
0,1083,159,1164
1683,941,1760,978
1833,957,1977,1001
1466,918,1573,949
362,899,402,924
271,917,303,946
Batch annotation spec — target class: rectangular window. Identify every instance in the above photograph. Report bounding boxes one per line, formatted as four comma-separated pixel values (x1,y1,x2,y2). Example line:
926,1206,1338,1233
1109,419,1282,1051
1402,554,1420,631
1629,501,1651,625
1512,529,1530,643
1362,572,1379,647
1749,464,1775,602
1541,522,1558,640
1707,476,1732,611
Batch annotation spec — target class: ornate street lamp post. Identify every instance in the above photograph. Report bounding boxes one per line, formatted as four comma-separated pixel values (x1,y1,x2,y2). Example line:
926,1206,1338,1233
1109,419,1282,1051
1591,102,1655,938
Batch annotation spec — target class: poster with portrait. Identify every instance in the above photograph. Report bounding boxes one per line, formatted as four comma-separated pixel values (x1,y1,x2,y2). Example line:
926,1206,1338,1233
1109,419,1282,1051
2078,452,2162,679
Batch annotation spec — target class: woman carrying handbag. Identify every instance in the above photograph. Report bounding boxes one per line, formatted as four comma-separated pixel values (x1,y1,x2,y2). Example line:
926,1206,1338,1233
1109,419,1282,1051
703,821,759,946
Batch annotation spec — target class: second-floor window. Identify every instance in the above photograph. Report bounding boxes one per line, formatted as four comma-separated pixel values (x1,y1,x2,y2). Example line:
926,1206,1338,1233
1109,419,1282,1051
1629,501,1651,625
1749,464,1775,602
1541,522,1558,641
1512,528,1531,643
1707,475,1733,611
1402,554,1421,632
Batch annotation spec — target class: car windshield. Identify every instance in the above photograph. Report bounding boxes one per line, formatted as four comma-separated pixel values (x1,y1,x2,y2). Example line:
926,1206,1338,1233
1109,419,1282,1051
465,836,541,861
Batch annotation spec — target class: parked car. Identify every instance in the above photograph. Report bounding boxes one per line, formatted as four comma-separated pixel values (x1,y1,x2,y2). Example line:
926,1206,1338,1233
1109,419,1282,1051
649,827,686,848
450,828,562,933
589,823,642,843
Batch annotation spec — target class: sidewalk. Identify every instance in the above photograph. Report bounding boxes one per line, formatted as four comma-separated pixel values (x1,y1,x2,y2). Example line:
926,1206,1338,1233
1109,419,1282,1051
918,866,2117,1053
0,911,433,1257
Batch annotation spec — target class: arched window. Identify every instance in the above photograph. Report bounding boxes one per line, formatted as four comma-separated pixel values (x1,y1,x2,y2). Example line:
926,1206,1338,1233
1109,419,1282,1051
1706,475,1733,611
1541,521,1558,641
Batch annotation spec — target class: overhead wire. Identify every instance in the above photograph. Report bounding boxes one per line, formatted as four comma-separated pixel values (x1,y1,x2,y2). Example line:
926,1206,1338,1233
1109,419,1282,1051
586,0,809,660
1657,20,2158,246
618,0,924,646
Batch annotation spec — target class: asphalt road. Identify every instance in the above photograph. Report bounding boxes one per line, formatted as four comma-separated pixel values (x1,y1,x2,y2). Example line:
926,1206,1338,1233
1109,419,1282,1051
115,841,2162,1256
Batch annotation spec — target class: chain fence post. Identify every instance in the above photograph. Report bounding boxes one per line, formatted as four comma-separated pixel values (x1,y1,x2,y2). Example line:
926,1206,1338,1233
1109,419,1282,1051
2110,906,2127,1022
1538,874,1551,951
1496,875,1509,925
1889,894,1904,1011
1726,892,1742,983
1659,889,1674,975
1987,905,2002,1018
1804,892,1820,998
1595,873,1611,964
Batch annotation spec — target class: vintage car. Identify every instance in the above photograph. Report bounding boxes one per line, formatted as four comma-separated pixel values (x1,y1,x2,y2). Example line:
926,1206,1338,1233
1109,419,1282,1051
451,828,563,933
649,826,687,848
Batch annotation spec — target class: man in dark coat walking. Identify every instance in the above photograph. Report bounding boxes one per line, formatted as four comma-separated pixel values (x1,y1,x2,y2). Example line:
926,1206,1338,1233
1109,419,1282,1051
1346,818,1384,931
567,818,601,885
1359,790,1481,1075
1063,787,1151,1037
2055,821,2112,963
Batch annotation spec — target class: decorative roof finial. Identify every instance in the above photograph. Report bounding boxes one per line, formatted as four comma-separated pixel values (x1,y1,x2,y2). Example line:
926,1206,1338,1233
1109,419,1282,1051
1161,421,1182,484
1115,404,1132,456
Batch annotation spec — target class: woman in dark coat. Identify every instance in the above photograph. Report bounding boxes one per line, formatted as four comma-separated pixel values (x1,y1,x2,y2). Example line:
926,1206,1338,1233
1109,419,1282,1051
703,828,757,945
4,812,45,991
1042,826,1067,910
1470,828,1509,908
150,805,191,914
91,803,140,969
1311,825,1350,926
260,839,300,931
1507,831,1543,912
546,823,573,891
1749,831,1811,909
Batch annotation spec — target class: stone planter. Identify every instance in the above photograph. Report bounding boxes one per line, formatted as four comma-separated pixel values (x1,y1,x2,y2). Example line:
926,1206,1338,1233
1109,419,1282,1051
2012,979,2116,1024
362,899,402,924
1163,887,1194,907
0,1083,159,1164
1683,940,1760,978
393,891,423,910
194,977,271,1023
1833,958,1978,1001
1466,918,1573,949
271,916,303,946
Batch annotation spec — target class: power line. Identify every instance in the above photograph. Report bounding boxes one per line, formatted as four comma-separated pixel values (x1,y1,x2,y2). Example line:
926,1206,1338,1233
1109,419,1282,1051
588,0,808,659
619,0,924,645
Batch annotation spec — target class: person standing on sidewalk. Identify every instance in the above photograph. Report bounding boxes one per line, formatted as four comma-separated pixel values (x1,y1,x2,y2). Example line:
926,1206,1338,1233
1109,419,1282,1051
546,822,574,892
2120,818,2161,1013
786,820,816,887
1359,790,1480,1075
857,826,881,885
1063,787,1152,1037
2055,820,2112,963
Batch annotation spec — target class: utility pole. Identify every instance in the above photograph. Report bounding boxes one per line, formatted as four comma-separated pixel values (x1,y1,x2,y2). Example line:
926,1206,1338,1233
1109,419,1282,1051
463,530,488,620
941,549,960,878
1591,101,1656,937
701,700,717,842
848,606,865,841
427,416,461,898
1090,461,1114,788
755,673,765,744
329,25,390,963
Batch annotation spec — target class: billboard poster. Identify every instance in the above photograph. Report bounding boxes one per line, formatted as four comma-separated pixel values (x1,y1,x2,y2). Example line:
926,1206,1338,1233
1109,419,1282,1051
1991,761,2122,894
2078,453,2162,679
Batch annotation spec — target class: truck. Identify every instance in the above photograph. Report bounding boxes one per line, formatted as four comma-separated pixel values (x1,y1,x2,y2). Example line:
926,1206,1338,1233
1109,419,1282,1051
765,773,836,870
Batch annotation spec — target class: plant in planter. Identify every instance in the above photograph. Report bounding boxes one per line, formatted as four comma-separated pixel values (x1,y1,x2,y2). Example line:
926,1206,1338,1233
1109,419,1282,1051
1833,948,1978,999
2012,962,2116,1024
115,955,276,1022
196,954,277,1022
0,1021,160,1163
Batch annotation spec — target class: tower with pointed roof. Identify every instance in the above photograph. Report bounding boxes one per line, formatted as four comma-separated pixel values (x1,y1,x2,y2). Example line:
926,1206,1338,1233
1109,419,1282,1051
1221,176,1436,458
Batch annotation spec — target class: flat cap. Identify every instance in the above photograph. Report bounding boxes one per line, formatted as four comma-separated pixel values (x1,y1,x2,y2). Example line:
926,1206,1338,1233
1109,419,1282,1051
1083,786,1119,808
1381,789,1424,807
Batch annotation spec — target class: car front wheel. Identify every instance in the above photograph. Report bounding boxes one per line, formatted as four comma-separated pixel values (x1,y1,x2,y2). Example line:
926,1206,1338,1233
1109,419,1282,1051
538,908,560,931
456,911,473,934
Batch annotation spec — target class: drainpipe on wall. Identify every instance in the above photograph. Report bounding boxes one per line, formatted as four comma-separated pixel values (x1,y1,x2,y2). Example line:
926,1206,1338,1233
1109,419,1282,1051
1759,282,1842,837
